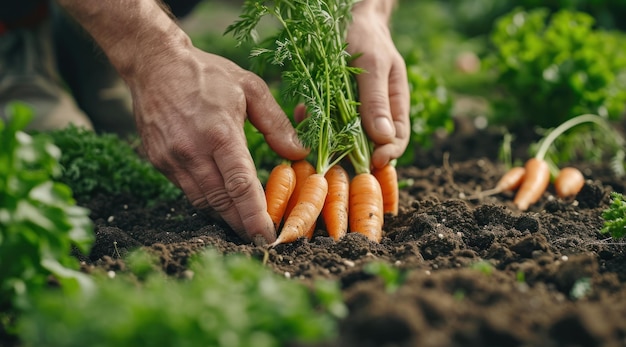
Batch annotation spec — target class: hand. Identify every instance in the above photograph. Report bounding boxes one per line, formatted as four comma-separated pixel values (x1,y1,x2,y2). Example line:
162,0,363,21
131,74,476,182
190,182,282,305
347,2,410,169
126,47,308,244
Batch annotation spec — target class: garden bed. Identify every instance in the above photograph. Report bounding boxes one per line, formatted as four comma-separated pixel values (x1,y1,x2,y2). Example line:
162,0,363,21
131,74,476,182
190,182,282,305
78,117,626,347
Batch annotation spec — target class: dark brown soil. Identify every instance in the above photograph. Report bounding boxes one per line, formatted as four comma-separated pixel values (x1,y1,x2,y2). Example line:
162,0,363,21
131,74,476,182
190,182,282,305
79,118,626,347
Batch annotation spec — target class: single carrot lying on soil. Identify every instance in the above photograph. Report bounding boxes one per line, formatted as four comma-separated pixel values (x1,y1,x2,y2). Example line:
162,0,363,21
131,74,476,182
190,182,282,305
554,167,585,198
513,158,551,211
270,173,328,247
265,162,296,230
322,165,350,241
349,173,384,243
373,164,399,216
466,166,526,200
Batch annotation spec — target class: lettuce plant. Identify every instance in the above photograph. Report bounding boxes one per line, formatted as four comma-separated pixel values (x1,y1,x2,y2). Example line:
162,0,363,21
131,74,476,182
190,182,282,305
487,8,626,128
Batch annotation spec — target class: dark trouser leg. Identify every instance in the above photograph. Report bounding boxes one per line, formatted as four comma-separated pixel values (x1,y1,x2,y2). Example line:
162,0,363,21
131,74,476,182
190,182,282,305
0,4,94,132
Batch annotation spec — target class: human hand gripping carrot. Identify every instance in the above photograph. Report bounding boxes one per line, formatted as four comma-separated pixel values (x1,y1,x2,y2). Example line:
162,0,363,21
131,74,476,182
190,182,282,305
57,0,309,245
347,0,411,169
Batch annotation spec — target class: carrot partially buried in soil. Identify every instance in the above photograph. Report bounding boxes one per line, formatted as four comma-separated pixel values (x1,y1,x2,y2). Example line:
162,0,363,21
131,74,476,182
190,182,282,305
265,162,296,230
349,173,384,243
373,164,399,216
270,173,328,247
322,165,350,241
554,167,585,198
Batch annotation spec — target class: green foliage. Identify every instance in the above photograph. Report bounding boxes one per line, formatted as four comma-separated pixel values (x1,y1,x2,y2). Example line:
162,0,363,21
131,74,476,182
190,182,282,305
487,8,626,128
399,53,454,166
363,261,406,293
600,192,626,239
45,126,181,205
470,260,495,276
19,249,345,347
528,113,626,177
227,0,365,174
0,103,94,313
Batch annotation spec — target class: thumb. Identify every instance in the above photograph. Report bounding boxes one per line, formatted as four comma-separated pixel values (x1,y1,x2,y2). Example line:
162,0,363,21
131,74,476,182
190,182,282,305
355,67,396,146
245,78,309,160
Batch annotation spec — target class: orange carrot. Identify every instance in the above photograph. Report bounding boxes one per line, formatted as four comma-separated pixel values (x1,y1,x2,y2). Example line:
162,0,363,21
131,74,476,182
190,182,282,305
467,166,526,200
322,165,350,241
349,173,384,243
284,160,316,218
494,166,526,192
554,167,585,198
265,163,296,230
271,173,328,246
513,158,551,211
373,164,399,216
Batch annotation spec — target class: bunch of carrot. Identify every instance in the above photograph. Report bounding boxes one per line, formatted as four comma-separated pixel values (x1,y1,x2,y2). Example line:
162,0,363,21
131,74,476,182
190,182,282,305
227,0,399,246
469,114,619,210
265,159,398,246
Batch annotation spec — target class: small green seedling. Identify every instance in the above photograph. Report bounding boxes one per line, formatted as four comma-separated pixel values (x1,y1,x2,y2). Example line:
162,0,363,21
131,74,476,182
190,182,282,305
600,192,626,239
363,261,406,293
470,260,495,276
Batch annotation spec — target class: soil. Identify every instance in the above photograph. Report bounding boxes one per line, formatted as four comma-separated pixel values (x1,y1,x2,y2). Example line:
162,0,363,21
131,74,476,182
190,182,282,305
78,117,626,347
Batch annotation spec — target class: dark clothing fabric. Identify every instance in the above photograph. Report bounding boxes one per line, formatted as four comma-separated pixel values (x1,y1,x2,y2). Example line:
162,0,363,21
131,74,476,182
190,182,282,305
0,0,203,22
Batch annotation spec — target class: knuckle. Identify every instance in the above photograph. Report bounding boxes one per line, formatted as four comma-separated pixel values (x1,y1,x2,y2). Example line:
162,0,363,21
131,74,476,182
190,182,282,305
169,140,196,163
205,189,233,213
241,73,267,98
224,171,256,200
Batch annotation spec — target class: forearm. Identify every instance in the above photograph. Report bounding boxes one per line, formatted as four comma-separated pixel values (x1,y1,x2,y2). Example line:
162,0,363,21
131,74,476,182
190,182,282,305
55,0,191,79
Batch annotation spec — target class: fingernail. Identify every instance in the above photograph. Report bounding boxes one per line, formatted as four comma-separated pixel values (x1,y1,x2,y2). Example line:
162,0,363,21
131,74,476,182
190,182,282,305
375,117,394,137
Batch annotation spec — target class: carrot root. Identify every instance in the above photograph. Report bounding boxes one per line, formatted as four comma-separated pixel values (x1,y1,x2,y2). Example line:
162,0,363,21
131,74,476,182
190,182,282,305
373,164,399,216
514,158,551,211
271,173,328,246
265,163,296,230
322,165,350,241
554,167,585,198
349,173,384,243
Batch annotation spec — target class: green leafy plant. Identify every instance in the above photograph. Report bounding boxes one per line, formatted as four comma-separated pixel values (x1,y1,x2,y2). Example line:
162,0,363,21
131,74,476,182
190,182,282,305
399,54,454,165
45,126,181,205
0,103,94,314
600,192,626,239
227,0,361,175
487,8,626,128
19,248,346,347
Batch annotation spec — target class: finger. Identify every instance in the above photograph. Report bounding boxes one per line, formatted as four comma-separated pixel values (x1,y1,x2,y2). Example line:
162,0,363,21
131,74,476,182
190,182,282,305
293,103,307,124
372,58,411,168
353,56,396,146
208,126,277,245
243,75,309,160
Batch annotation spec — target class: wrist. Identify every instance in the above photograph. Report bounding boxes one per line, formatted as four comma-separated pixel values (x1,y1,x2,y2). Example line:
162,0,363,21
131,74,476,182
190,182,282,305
56,0,193,79
352,0,396,22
